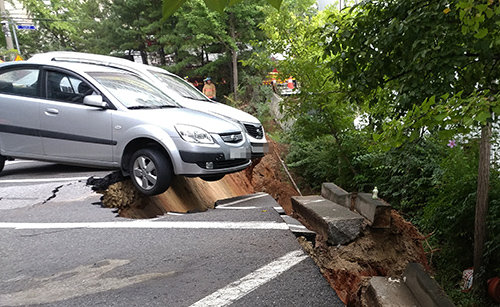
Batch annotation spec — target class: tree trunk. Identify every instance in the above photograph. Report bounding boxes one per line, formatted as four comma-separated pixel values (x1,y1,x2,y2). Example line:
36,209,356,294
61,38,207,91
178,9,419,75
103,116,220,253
201,46,205,66
473,121,491,290
229,12,238,100
159,47,166,66
140,46,148,65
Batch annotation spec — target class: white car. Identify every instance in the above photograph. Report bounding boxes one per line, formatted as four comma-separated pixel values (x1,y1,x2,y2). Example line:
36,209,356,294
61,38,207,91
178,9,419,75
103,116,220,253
28,52,269,158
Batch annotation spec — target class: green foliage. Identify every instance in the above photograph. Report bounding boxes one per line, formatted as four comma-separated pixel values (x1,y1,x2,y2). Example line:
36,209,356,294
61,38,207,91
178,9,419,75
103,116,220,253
162,0,282,19
420,143,500,304
256,1,499,304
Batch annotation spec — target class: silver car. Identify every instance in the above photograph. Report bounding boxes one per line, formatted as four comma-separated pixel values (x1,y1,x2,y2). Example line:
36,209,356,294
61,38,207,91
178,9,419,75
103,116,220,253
28,52,269,158
0,61,252,195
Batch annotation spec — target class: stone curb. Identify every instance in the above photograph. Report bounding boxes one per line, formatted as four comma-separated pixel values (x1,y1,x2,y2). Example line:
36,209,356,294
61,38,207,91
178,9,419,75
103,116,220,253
321,183,391,228
291,195,364,245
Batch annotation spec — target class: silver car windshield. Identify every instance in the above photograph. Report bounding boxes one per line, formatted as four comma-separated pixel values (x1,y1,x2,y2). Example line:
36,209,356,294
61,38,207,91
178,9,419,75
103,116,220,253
149,70,208,101
88,72,177,109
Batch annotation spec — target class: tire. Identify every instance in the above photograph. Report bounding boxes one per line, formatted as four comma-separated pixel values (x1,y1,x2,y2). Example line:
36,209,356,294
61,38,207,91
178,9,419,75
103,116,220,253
200,174,225,182
0,155,5,173
129,148,173,196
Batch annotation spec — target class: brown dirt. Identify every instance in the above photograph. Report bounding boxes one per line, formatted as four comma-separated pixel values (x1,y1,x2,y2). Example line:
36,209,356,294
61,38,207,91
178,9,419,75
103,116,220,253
297,210,430,305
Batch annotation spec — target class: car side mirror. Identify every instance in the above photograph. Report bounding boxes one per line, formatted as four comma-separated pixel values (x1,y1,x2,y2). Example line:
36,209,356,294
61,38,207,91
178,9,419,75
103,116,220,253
83,95,107,108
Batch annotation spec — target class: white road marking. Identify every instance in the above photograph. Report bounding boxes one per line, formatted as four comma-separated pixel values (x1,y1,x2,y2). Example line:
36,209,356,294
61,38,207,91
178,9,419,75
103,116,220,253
289,225,307,230
216,193,268,207
0,221,290,230
0,259,174,306
216,206,258,210
0,177,88,184
189,250,308,307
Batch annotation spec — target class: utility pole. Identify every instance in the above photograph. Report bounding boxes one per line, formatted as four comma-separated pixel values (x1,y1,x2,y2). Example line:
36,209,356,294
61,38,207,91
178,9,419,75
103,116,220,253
0,0,14,60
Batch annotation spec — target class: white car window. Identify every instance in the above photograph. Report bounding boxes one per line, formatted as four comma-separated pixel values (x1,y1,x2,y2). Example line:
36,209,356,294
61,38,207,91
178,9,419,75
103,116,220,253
149,71,208,101
89,72,177,109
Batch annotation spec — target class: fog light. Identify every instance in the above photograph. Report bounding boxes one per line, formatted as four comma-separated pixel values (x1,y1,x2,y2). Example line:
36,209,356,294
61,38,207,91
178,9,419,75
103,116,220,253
206,162,214,169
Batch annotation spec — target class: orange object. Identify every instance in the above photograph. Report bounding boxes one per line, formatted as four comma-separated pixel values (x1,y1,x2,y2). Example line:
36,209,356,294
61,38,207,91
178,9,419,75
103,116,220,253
14,54,23,61
287,77,294,89
488,277,500,303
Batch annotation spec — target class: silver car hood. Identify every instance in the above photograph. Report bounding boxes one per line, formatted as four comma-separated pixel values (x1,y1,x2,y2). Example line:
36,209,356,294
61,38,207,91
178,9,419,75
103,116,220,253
172,95,260,125
128,107,243,135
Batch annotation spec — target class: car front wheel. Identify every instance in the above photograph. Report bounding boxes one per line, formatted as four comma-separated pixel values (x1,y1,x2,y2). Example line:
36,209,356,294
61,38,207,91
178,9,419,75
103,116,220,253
129,148,173,196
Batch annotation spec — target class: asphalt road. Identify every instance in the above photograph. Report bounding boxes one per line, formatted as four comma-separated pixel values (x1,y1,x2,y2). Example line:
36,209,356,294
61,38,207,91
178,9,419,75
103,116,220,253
0,160,343,307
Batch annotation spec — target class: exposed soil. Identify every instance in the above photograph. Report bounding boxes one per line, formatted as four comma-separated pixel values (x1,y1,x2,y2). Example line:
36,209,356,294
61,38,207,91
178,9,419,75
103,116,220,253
297,210,430,305
89,137,429,304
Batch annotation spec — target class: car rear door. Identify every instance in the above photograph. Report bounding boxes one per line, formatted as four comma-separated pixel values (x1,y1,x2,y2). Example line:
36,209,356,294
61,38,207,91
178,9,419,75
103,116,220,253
39,68,114,164
0,65,44,157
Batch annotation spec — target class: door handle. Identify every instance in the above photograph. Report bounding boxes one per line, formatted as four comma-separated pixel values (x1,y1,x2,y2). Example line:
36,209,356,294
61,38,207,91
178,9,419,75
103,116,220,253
45,108,59,115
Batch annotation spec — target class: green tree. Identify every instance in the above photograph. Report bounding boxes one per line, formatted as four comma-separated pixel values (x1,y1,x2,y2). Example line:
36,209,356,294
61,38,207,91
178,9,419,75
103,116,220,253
322,0,499,289
162,0,282,18
160,0,267,99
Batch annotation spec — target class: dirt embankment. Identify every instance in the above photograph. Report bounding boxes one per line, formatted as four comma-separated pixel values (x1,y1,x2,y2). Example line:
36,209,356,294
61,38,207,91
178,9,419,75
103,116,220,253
91,138,429,305
298,210,430,305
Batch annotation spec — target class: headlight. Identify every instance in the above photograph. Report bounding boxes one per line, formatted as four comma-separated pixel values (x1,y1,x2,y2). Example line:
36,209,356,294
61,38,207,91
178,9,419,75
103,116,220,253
175,125,214,144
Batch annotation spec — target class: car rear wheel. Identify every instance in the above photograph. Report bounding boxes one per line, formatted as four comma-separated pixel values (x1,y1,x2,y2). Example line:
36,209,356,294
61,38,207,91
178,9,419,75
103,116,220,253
200,174,225,182
129,148,173,196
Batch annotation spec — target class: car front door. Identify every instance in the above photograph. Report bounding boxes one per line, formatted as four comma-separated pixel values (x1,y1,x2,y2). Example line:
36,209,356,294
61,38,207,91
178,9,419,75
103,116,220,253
39,68,114,164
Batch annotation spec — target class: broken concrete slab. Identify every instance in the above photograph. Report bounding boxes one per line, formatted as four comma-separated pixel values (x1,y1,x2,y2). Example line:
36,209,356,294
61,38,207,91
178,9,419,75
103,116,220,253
355,193,392,228
364,276,418,307
404,263,455,307
280,214,316,240
291,195,364,245
88,171,256,218
362,263,455,307
321,182,350,208
321,183,391,228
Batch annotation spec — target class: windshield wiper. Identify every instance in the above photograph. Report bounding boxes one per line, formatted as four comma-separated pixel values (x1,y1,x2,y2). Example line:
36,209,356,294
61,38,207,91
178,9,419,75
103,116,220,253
128,105,155,110
158,105,177,108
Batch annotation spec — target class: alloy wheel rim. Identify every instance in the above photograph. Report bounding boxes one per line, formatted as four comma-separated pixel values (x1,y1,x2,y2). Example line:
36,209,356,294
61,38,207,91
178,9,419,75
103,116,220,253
132,156,157,190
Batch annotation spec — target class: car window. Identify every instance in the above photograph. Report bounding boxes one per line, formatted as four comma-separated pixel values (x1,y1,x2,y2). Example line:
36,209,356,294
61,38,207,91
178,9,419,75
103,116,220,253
88,72,177,109
149,70,208,101
47,71,95,104
0,68,40,98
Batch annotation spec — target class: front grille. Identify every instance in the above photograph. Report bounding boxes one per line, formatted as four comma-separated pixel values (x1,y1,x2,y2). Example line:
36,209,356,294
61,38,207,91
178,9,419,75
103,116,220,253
196,159,249,169
219,132,243,143
244,124,264,139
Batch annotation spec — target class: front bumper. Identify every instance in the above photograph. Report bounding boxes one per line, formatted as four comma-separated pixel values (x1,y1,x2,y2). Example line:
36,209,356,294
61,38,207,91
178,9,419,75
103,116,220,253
171,134,252,176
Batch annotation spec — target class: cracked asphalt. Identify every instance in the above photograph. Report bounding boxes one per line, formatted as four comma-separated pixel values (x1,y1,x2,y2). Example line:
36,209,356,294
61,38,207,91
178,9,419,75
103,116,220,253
0,160,343,307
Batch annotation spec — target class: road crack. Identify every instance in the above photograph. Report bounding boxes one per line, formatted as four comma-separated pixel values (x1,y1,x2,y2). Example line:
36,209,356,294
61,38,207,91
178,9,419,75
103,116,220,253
42,184,66,204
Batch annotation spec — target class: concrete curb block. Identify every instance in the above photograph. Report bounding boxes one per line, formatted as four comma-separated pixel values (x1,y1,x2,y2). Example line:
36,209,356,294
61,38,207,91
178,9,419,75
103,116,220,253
355,193,391,228
321,183,350,208
291,195,364,245
321,183,391,228
403,263,455,307
363,263,455,307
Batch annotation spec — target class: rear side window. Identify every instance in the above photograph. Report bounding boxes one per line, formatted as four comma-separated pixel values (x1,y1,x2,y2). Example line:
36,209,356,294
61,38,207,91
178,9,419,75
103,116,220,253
0,68,40,98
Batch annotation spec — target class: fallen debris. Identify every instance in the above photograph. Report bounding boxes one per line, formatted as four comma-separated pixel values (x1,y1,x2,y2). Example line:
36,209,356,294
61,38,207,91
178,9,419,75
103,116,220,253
297,210,430,305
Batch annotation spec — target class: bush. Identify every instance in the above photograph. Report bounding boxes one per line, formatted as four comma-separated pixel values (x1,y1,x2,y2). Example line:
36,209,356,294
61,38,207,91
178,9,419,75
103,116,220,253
420,143,500,304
